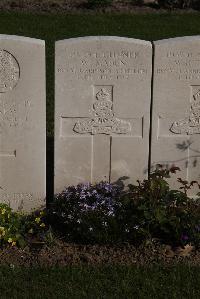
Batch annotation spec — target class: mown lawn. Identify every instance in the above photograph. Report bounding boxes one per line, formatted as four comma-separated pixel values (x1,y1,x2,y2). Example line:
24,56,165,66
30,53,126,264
0,264,199,298
0,12,199,135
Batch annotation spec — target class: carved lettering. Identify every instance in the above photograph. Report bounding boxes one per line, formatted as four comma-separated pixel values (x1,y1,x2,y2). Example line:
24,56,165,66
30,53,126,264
0,193,33,200
156,50,200,81
0,99,31,132
57,48,146,81
167,51,193,58
68,50,139,59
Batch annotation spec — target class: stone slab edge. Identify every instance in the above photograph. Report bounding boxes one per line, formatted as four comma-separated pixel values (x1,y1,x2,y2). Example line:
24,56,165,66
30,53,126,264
55,36,152,47
0,34,45,45
154,35,200,45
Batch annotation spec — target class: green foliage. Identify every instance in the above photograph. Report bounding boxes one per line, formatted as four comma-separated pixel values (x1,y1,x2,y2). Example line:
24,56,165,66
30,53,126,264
49,166,200,247
0,204,26,247
24,209,48,242
121,165,200,246
0,204,48,248
48,182,123,244
1,167,200,248
86,0,113,8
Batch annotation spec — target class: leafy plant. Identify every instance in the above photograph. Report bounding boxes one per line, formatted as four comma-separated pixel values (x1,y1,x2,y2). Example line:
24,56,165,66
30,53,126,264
48,182,124,244
0,204,48,248
0,203,26,247
122,165,200,246
24,209,48,242
2,166,198,249
49,166,200,247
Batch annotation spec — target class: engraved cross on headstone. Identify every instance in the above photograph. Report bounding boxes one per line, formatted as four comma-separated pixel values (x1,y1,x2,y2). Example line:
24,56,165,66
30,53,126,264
0,150,16,157
156,86,200,181
0,149,16,189
60,85,143,182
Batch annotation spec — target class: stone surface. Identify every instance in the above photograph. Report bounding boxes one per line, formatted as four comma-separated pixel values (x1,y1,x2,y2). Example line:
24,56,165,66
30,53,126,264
0,35,46,211
151,36,200,195
55,36,152,193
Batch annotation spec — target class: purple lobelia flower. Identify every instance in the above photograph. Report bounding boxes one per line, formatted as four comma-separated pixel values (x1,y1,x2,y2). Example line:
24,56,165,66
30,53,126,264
181,233,189,241
195,225,200,232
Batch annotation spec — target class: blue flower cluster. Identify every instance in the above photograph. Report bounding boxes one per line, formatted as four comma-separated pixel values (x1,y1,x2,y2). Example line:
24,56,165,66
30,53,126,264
55,181,122,217
50,167,200,246
50,181,125,244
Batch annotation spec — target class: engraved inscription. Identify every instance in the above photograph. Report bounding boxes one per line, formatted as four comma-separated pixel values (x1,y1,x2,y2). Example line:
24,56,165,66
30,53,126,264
0,193,33,200
74,86,131,135
0,50,20,93
57,49,148,81
156,50,200,81
0,99,31,132
171,87,200,134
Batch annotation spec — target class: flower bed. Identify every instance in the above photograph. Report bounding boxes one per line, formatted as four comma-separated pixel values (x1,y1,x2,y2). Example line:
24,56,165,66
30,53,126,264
0,166,199,266
48,166,200,247
0,166,200,253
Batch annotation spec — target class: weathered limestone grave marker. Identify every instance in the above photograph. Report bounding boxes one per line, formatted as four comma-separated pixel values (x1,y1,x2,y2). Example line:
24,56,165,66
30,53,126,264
151,36,200,195
0,35,46,211
55,37,152,193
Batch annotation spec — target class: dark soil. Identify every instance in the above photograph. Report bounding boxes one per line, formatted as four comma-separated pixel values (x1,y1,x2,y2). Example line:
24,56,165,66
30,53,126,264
0,0,198,14
0,240,200,267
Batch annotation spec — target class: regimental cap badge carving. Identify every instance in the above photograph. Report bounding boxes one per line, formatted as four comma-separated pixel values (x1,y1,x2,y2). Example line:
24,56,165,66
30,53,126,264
0,49,20,93
170,88,200,135
74,86,131,135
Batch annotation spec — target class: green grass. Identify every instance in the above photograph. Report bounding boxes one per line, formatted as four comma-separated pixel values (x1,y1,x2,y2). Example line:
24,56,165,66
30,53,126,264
0,264,200,298
0,12,200,135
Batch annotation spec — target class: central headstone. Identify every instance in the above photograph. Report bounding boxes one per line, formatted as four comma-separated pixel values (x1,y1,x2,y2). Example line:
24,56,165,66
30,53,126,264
55,37,152,193
0,35,46,211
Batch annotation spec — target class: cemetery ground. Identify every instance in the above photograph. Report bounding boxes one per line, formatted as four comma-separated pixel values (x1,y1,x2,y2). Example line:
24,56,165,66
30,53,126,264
1,11,200,298
0,264,200,298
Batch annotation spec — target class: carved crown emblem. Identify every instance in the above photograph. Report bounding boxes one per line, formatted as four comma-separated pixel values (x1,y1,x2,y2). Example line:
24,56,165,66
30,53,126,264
96,88,110,101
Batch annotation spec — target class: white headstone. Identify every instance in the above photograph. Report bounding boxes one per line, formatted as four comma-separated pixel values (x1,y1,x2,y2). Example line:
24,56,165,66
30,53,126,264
0,35,46,211
151,36,200,195
55,36,152,192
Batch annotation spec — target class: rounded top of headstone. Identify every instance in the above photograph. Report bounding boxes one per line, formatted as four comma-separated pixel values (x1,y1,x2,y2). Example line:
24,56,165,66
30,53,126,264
56,36,152,47
154,35,200,46
0,34,45,45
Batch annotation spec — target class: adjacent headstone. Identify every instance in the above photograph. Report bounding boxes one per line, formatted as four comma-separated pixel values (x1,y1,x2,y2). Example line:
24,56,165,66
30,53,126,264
151,36,200,195
0,35,46,211
55,36,152,193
